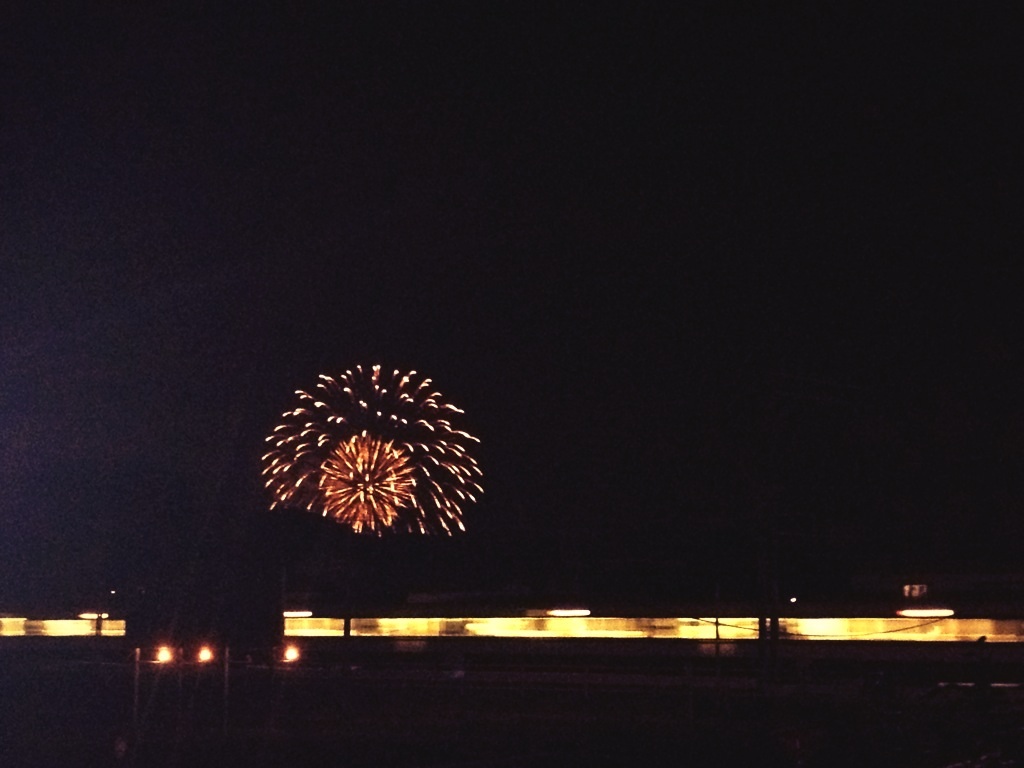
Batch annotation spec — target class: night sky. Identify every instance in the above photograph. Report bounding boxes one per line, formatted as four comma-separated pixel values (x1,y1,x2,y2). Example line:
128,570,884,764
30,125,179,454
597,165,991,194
3,4,1023,618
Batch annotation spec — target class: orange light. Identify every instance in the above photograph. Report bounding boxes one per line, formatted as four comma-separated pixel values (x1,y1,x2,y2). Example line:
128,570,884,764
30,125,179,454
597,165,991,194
546,608,591,618
77,612,109,620
156,645,174,663
197,645,214,663
282,645,301,662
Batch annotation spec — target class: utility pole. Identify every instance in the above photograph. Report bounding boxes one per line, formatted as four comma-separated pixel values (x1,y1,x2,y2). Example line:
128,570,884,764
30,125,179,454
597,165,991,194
758,526,780,690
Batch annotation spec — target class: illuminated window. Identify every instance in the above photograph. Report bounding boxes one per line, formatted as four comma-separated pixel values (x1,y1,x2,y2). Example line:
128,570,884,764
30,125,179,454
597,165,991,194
903,584,928,599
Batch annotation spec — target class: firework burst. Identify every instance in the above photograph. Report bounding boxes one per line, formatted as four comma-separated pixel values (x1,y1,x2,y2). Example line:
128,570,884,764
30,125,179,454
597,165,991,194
262,365,483,534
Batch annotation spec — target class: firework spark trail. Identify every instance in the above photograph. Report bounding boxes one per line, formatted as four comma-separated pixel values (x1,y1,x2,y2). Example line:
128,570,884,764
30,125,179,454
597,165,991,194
262,365,483,534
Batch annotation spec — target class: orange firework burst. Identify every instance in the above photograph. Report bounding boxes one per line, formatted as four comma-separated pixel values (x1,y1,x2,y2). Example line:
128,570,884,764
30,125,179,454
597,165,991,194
319,432,416,533
262,365,483,534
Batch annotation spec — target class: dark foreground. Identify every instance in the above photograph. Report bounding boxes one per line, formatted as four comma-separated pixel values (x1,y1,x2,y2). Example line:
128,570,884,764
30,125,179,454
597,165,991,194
3,641,1024,767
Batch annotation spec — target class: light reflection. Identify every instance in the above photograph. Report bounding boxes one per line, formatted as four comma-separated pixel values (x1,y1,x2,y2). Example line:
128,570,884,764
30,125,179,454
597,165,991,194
2,613,1015,643
283,617,347,636
10,619,127,637
279,615,1010,641
897,608,955,618
0,617,27,636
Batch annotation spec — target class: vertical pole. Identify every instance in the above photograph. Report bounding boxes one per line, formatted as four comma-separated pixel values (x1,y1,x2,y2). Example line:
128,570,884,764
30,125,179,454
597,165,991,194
768,528,780,682
757,614,768,689
132,647,140,735
280,565,287,627
344,533,352,639
758,526,776,691
713,581,722,713
714,614,721,712
714,583,722,661
686,661,694,729
176,653,183,731
222,645,230,736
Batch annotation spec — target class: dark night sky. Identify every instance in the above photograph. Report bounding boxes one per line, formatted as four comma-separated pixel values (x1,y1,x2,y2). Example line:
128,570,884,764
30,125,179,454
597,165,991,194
2,4,1023,616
